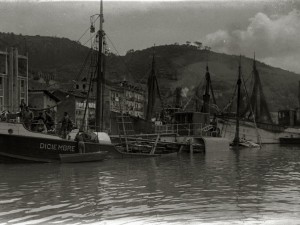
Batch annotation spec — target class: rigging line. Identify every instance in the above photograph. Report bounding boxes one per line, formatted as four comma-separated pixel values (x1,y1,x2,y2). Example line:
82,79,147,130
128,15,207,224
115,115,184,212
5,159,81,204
78,15,100,43
73,47,93,85
105,34,143,90
241,71,262,146
11,37,26,47
82,33,97,47
0,38,10,46
127,70,150,93
77,27,91,43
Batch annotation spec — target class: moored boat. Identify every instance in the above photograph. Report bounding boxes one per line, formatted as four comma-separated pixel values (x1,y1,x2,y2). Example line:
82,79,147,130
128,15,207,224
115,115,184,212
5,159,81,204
0,0,182,163
216,55,300,144
59,151,107,163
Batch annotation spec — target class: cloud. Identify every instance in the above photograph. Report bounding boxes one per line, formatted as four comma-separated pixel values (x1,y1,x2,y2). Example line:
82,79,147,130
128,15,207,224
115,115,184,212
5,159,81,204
204,9,300,73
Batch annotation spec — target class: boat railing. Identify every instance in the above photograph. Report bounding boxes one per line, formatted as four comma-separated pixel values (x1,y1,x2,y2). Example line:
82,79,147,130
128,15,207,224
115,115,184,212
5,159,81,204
155,123,219,137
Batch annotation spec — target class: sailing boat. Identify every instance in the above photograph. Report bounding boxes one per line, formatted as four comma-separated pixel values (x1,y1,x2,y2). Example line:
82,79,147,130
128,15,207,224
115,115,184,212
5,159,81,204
216,55,300,144
0,0,177,163
230,56,260,148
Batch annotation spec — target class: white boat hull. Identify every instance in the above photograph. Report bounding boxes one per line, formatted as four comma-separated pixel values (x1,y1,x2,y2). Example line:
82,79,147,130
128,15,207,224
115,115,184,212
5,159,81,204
217,118,300,144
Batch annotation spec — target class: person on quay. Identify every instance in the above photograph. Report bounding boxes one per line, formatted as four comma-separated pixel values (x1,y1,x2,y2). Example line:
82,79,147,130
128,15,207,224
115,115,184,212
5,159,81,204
23,106,34,130
44,110,55,131
58,112,70,139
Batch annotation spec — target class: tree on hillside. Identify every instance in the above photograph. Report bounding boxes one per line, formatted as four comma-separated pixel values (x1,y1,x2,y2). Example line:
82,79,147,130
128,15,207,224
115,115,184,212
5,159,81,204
194,41,202,49
126,49,135,55
186,41,191,46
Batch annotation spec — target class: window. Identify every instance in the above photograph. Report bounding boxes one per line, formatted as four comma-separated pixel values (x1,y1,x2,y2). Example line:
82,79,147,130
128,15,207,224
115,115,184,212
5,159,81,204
0,97,3,106
21,80,25,93
83,84,86,90
76,84,79,89
0,77,2,90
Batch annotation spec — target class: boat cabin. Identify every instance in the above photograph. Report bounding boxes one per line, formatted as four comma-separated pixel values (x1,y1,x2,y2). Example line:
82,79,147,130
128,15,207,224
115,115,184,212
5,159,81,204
155,111,214,136
278,109,300,126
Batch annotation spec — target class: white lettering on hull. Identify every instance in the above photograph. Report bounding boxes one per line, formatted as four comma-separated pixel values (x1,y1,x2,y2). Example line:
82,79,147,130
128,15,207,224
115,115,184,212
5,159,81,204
39,143,75,152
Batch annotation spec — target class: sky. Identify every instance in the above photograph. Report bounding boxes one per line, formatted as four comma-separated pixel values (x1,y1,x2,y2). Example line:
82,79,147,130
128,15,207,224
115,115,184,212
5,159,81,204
1,0,300,74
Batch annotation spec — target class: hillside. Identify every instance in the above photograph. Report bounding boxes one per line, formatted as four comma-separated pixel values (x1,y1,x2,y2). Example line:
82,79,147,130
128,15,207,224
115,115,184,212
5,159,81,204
108,45,300,112
0,32,299,112
0,32,90,81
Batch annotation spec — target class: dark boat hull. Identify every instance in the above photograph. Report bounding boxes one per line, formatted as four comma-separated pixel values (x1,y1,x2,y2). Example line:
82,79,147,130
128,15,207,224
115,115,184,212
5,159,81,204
0,133,164,163
59,151,107,163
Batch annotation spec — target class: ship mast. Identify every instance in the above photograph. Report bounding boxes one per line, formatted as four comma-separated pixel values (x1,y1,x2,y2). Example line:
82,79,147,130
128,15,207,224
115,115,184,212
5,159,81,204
95,0,104,132
146,46,156,121
233,56,242,146
201,64,211,113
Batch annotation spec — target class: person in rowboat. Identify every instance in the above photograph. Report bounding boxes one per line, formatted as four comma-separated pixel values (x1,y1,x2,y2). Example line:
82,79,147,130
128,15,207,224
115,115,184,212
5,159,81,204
75,131,85,153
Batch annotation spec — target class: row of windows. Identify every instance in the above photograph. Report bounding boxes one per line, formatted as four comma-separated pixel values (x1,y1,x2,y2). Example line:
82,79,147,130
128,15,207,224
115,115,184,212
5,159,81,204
0,77,26,106
0,77,25,91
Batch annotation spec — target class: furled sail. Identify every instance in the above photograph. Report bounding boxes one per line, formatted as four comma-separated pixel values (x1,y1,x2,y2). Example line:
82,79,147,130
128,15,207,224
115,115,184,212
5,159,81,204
240,59,273,124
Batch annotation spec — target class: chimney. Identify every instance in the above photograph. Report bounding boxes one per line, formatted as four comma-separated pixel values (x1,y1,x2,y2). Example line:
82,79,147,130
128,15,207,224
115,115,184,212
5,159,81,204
8,47,13,112
175,87,182,108
13,48,19,112
298,81,300,108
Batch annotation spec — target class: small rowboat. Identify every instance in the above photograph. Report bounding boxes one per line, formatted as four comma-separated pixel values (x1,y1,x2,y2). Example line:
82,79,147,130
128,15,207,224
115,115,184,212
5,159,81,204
59,151,107,163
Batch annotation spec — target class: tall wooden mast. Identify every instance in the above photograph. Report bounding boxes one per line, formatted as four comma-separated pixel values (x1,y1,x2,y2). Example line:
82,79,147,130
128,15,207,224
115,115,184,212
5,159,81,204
95,0,104,132
233,56,242,146
146,46,156,121
201,64,211,113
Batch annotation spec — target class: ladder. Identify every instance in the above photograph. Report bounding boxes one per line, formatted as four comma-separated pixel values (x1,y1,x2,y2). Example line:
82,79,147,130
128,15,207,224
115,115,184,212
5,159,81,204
116,99,137,152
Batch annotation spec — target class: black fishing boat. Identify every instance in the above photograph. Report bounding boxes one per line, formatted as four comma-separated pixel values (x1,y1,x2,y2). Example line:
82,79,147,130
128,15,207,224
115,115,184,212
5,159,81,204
0,0,178,163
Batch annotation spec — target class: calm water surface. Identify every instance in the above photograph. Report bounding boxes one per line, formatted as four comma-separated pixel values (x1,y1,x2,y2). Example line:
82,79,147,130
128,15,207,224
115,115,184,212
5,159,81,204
1,145,300,225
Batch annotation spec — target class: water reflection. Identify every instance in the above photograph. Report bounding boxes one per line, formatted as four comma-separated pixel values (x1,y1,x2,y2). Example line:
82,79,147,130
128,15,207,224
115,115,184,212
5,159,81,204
1,145,300,224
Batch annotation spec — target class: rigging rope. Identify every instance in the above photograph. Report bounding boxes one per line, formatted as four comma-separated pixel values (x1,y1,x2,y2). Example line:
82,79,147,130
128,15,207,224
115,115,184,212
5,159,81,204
105,34,143,90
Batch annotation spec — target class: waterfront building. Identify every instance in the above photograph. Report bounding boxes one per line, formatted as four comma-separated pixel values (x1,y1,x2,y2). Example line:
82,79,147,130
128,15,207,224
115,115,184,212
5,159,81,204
74,78,145,118
0,47,28,112
110,80,145,118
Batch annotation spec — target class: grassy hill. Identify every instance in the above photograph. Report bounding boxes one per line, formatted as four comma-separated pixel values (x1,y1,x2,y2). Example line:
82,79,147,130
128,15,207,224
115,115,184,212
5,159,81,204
108,44,300,112
0,32,299,112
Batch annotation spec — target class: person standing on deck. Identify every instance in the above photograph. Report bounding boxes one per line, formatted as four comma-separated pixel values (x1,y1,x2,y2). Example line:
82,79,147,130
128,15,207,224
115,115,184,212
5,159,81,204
75,131,85,153
19,99,27,120
44,111,55,131
23,106,34,130
58,112,70,139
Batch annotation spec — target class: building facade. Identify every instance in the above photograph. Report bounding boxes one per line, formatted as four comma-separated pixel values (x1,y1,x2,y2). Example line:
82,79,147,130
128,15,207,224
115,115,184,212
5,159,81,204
74,79,146,118
0,47,28,112
110,81,145,118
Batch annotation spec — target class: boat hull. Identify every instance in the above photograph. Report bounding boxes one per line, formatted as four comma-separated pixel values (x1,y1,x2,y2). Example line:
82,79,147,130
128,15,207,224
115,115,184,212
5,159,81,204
59,151,107,163
217,117,300,144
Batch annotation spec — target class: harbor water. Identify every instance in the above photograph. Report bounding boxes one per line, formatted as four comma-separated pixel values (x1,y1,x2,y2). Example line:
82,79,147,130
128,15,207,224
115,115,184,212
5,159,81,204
1,145,300,224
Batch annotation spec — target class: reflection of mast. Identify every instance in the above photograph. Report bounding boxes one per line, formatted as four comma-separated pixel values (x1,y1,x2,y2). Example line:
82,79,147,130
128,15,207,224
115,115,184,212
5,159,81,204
233,56,242,146
95,0,104,132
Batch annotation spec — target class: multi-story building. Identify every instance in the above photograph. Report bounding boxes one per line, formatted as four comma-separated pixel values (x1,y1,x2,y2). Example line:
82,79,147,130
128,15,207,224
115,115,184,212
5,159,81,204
0,47,28,112
110,80,145,118
75,78,146,119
